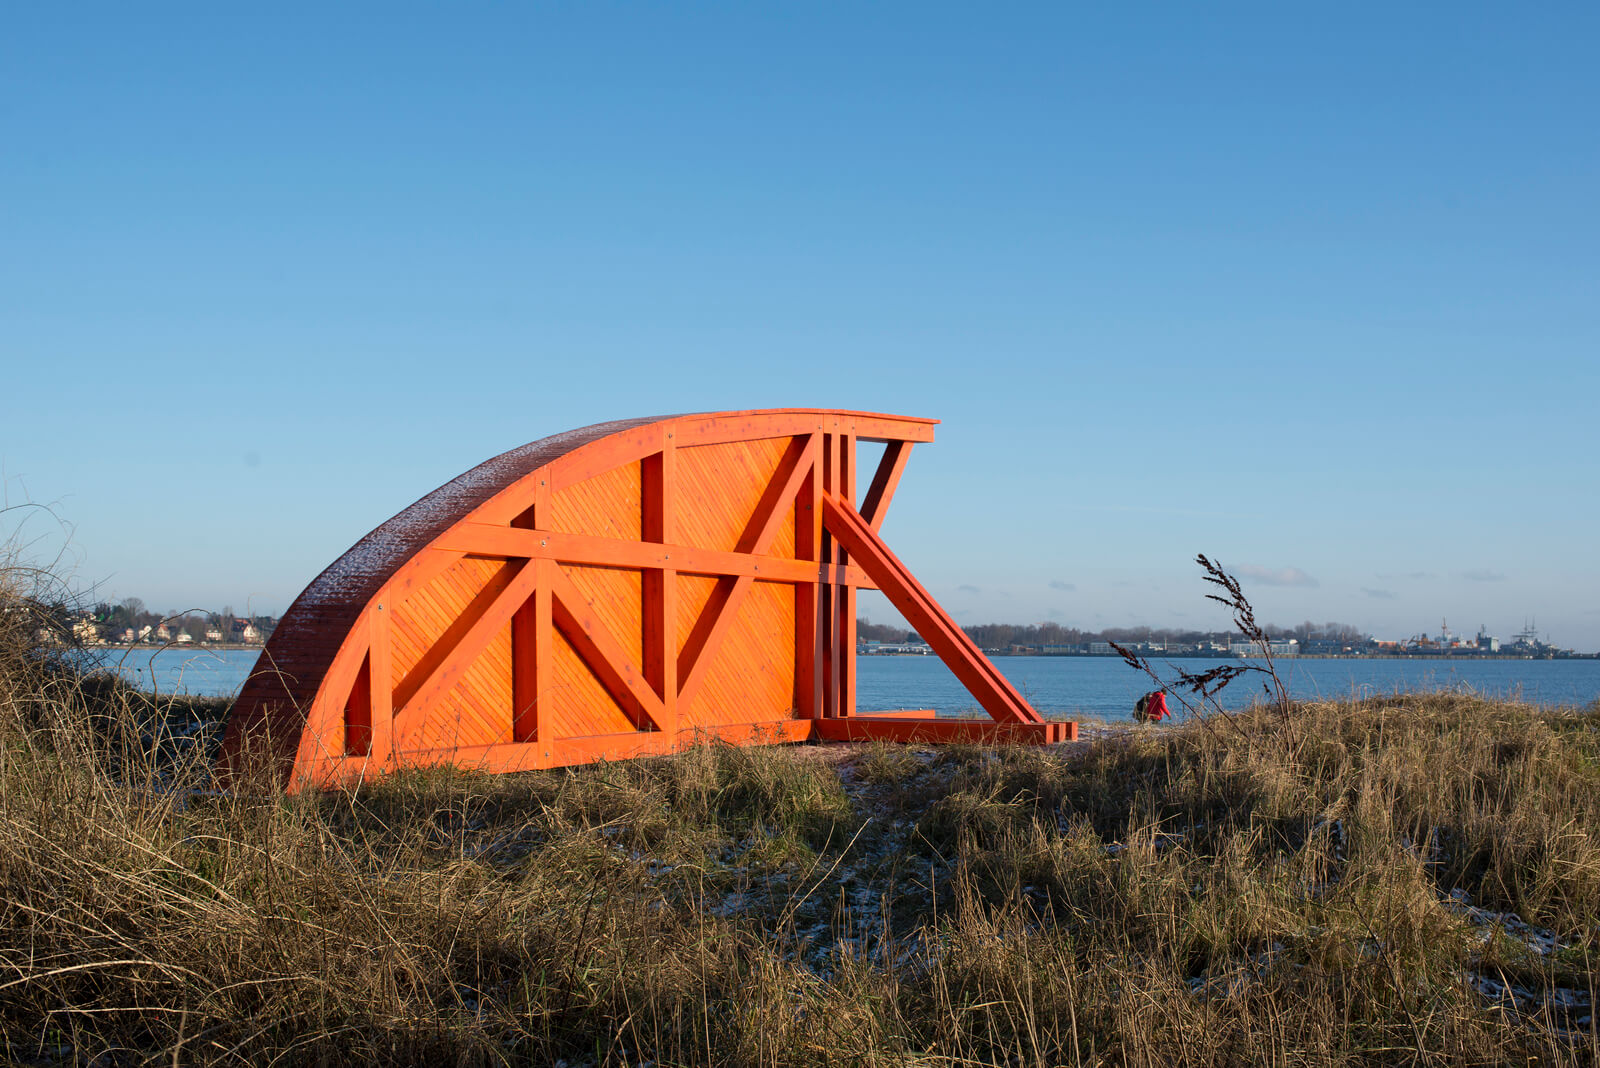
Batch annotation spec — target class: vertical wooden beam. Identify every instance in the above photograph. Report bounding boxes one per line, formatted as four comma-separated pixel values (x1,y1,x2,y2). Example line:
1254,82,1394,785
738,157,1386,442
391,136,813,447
511,577,550,746
642,430,678,741
820,432,837,718
840,431,857,719
794,435,823,719
317,628,371,764
511,486,549,746
342,654,372,756
516,560,553,752
369,603,393,765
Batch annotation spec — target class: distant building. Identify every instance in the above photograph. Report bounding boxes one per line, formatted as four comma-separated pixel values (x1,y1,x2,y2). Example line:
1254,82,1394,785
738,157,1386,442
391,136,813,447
1231,638,1298,657
863,640,930,654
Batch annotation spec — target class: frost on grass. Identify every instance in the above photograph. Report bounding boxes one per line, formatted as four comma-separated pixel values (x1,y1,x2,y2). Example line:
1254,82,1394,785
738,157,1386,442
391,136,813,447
12,693,1600,1064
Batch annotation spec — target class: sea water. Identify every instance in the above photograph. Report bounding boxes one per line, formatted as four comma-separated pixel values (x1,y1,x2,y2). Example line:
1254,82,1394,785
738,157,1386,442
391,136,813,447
94,646,1600,722
856,654,1600,721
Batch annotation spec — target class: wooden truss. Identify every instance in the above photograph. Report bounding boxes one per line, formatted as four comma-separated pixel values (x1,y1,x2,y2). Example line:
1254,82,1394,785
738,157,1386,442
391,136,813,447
218,410,1075,790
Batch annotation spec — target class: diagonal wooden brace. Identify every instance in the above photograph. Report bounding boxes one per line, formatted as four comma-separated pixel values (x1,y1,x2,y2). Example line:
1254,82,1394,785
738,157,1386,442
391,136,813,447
547,565,668,734
820,494,1043,725
677,433,818,712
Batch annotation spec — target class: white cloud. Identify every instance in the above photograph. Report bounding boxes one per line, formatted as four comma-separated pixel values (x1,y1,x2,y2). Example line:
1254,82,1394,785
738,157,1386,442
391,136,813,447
1232,564,1319,588
1460,568,1506,582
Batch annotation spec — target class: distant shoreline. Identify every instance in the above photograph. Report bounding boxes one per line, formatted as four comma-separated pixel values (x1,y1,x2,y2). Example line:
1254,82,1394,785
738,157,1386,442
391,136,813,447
865,650,1597,661
92,644,1597,662
88,644,265,654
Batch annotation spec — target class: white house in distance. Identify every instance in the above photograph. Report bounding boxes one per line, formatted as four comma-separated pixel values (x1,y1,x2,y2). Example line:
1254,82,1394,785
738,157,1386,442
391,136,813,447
1230,638,1299,657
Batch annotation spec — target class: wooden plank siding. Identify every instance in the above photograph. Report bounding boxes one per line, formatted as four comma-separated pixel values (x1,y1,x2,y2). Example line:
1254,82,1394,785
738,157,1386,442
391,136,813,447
215,409,1070,791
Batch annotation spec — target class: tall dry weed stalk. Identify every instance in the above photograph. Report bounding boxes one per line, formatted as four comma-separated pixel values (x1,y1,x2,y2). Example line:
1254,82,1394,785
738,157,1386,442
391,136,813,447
1112,554,1295,739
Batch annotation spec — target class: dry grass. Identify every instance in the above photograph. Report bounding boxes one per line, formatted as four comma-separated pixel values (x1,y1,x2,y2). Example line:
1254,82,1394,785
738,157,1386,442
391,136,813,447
3,593,1600,1063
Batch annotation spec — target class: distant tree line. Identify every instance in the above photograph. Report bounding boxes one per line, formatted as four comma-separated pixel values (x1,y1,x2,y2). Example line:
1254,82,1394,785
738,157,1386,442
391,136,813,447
857,619,913,643
859,617,1373,648
91,599,277,643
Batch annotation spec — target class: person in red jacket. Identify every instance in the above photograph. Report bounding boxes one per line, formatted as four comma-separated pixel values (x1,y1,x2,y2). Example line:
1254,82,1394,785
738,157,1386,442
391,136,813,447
1134,690,1170,724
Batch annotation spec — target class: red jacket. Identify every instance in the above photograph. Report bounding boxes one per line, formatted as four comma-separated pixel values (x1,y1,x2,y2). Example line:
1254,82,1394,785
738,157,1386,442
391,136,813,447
1146,692,1170,721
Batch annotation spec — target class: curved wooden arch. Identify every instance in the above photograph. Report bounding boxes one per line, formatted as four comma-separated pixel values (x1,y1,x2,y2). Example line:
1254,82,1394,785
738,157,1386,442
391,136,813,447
219,409,1074,790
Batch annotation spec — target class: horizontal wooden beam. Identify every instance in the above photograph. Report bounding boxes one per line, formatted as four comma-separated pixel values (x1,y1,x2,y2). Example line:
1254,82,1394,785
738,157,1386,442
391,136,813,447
385,719,818,772
430,524,879,590
672,412,937,449
302,711,1075,787
530,413,934,498
812,717,1076,744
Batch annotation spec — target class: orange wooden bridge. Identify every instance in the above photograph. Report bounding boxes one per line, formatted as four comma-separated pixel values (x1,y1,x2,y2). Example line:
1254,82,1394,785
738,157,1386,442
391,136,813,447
218,409,1075,790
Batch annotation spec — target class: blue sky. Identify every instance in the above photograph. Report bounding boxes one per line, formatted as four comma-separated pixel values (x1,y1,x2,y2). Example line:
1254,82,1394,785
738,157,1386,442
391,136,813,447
4,4,1597,649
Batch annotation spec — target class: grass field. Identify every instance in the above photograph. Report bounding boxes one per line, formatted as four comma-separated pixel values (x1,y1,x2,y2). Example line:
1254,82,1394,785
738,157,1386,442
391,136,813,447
4,601,1600,1064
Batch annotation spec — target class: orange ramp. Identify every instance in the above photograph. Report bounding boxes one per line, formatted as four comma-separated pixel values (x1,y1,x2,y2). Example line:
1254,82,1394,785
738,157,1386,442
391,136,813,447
217,409,1076,790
